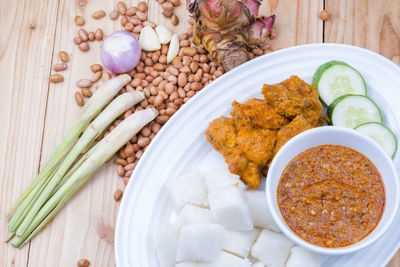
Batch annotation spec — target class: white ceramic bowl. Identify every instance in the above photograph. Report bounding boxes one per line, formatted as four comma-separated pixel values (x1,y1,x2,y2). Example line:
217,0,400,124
266,126,400,255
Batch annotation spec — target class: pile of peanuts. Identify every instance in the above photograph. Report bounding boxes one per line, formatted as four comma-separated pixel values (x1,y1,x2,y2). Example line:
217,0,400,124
53,1,275,202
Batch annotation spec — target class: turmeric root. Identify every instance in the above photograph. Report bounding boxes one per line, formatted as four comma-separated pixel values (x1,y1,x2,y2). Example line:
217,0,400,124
187,0,275,71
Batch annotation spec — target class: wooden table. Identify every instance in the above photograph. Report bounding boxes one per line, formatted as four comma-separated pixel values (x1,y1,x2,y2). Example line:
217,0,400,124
1,0,400,266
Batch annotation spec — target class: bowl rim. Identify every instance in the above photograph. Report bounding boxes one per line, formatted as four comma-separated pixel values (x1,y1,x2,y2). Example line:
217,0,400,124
266,126,400,255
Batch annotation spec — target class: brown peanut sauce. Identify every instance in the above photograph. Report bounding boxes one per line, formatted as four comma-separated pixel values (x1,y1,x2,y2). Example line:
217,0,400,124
277,145,385,247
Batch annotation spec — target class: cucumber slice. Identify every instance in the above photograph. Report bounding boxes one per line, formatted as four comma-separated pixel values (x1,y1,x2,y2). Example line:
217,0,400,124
312,60,367,106
355,122,397,158
327,94,382,128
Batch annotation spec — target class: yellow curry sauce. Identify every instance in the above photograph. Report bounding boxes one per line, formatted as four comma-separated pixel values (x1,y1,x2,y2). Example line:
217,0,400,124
277,145,385,247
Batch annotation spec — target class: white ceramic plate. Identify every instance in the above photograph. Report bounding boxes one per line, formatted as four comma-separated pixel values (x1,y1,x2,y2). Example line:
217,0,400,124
115,44,400,267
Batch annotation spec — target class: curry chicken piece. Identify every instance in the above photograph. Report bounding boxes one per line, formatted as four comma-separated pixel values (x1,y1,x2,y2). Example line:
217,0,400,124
262,75,323,126
206,75,324,189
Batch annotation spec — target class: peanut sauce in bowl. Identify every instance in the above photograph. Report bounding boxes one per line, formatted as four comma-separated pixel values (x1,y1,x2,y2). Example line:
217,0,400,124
266,127,400,255
277,145,385,248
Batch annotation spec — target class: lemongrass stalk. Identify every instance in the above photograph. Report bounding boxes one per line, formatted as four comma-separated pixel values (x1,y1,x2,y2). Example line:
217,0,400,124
15,92,144,236
7,74,131,219
13,108,158,244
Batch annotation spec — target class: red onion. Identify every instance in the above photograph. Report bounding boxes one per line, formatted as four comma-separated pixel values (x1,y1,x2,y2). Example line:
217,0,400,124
100,31,141,74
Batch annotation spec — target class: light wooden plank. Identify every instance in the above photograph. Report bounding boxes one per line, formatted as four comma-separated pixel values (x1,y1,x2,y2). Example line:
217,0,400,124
0,0,60,266
325,1,400,265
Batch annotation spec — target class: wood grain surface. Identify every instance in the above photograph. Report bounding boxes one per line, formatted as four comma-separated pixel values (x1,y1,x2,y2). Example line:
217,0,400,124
0,0,399,266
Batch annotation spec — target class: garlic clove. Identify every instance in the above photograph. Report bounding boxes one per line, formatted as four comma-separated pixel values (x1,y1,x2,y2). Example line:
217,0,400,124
139,26,161,51
155,25,173,44
167,34,179,64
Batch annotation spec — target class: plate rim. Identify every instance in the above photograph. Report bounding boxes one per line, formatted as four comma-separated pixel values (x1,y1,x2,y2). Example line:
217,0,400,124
115,43,400,267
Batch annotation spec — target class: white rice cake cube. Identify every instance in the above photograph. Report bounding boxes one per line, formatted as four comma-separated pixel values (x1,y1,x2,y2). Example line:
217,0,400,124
246,190,280,232
175,204,213,231
251,262,264,267
223,228,260,258
167,169,208,210
251,229,294,267
176,251,251,267
208,185,253,231
286,246,321,267
176,223,226,262
204,166,245,193
154,223,179,267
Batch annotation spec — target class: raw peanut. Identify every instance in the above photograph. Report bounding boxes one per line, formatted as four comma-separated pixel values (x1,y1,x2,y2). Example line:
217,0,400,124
81,88,92,97
151,53,160,63
174,98,183,106
188,74,194,82
136,11,147,21
199,54,208,63
126,6,137,16
252,48,263,56
77,79,93,88
53,63,67,72
183,97,190,103
158,80,168,91
77,258,90,267
187,90,196,98
117,165,125,177
131,78,142,87
141,126,151,137
183,83,191,92
115,158,128,166
154,95,163,106
92,10,105,19
125,169,133,178
141,80,149,87
150,86,157,95
152,77,163,86
74,37,82,45
167,66,179,76
126,85,135,92
180,66,191,74
169,91,178,101
144,59,153,68
114,189,123,201
178,73,187,87
133,24,143,33
123,177,130,185
119,150,127,159
124,162,136,171
202,63,210,73
59,51,69,63
161,45,169,55
162,9,173,18
153,64,165,72
121,15,128,26
88,32,95,41
124,144,135,156
178,87,185,98
194,69,203,82
190,82,203,91
138,1,148,12
136,150,143,159
189,62,198,73
110,10,119,20
169,0,181,6
150,70,159,78
95,28,103,40
74,16,85,26
125,22,134,32
214,69,223,78
78,0,87,7
90,64,102,73
152,123,161,133
138,136,151,147
210,66,216,74
171,14,179,26
186,26,194,36
123,109,133,119
130,17,141,25
90,71,102,83
159,90,168,99
162,2,173,12
193,54,200,62
117,1,127,15
156,115,170,124
165,83,176,94
78,28,88,41
126,155,135,163
165,107,177,116
75,92,84,106
79,42,89,52
179,33,188,40
143,21,156,28
320,10,329,21
49,74,64,83
182,56,191,65
140,98,149,107
167,75,177,84
144,66,152,74
172,60,183,69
